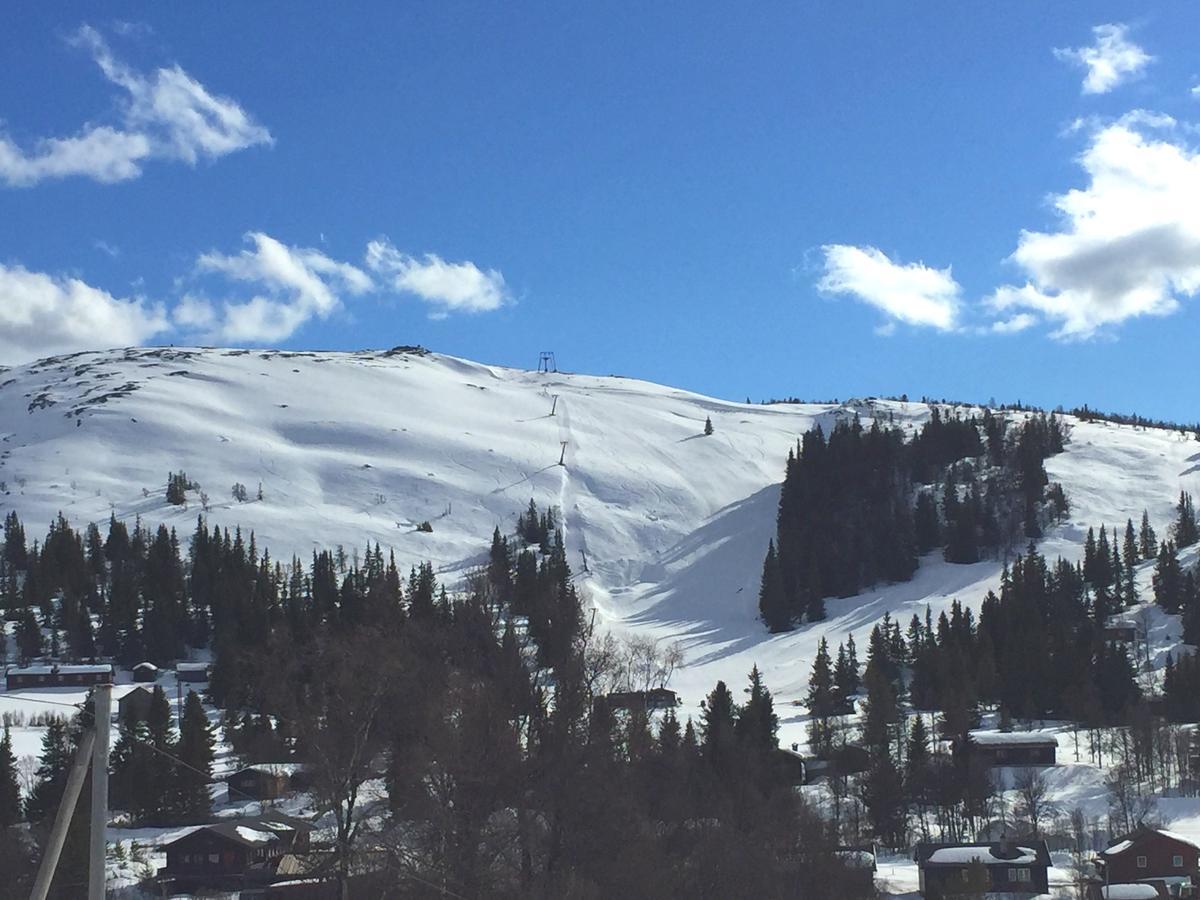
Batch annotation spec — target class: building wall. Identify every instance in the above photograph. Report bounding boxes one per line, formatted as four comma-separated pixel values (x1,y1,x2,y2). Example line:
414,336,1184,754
1106,835,1200,883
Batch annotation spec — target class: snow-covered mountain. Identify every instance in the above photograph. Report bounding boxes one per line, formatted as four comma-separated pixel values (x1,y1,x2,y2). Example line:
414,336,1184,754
1,345,1198,744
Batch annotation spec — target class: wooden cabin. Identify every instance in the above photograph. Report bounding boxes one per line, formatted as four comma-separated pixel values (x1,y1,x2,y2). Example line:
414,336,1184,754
4,663,113,689
176,662,210,683
1104,621,1139,644
914,839,1051,899
117,685,155,723
804,742,872,783
159,813,313,893
773,745,807,785
132,661,160,682
602,688,679,711
956,730,1058,767
226,764,307,801
1098,827,1200,892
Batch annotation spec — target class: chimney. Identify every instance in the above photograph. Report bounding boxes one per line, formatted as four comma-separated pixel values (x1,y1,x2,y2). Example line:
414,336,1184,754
791,743,799,752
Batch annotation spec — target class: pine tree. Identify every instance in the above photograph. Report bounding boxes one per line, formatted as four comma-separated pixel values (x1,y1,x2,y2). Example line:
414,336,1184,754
0,726,21,827
1153,542,1185,613
700,680,738,773
1175,491,1198,548
758,541,790,633
174,692,215,819
736,665,778,757
703,416,713,436
25,717,73,822
1123,519,1140,567
1140,511,1158,560
806,640,838,755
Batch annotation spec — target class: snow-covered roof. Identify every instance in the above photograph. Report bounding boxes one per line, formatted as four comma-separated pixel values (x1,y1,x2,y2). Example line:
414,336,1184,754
230,763,305,777
967,730,1058,747
235,826,275,844
132,661,159,670
5,664,113,675
926,846,1040,865
1099,886,1160,900
175,662,209,671
1103,828,1200,855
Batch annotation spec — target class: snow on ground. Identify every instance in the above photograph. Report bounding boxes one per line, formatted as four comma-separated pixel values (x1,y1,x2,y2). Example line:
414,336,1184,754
2,346,1200,893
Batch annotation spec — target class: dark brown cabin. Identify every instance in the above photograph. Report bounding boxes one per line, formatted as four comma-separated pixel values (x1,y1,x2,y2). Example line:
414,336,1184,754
956,731,1058,767
117,685,155,724
159,813,313,893
4,663,114,689
914,839,1051,899
602,688,678,711
176,662,210,683
226,765,300,801
132,661,160,682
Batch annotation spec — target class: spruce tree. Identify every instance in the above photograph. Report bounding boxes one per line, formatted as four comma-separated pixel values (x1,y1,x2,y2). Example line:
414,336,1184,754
1153,541,1184,613
700,681,738,773
0,726,21,827
175,692,215,819
1175,491,1198,548
1140,511,1158,560
703,416,713,436
736,665,778,756
757,541,790,633
806,640,838,755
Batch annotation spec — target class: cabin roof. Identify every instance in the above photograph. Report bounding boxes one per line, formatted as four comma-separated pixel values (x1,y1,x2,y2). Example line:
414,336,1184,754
164,814,313,850
1102,827,1200,856
915,840,1051,867
966,730,1058,747
5,663,113,676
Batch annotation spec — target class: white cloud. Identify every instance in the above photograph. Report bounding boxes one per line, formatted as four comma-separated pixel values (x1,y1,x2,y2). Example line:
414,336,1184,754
365,239,510,316
194,233,373,342
0,24,271,187
989,313,1038,334
989,119,1200,339
1054,24,1152,95
816,244,961,331
0,263,168,365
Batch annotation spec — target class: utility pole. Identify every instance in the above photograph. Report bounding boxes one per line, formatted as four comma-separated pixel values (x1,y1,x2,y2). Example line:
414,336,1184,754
31,729,96,900
89,683,112,900
558,441,567,466
550,394,558,416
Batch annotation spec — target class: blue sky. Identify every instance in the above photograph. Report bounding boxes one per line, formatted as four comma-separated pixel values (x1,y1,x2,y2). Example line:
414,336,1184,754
2,4,1199,421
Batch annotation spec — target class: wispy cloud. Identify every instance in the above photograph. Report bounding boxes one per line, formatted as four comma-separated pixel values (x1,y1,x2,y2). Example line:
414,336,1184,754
0,263,168,365
816,244,961,332
365,239,510,318
1054,24,1152,95
0,24,271,188
193,233,373,342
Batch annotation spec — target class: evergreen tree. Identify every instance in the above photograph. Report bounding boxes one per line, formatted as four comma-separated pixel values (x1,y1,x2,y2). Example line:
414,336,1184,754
1153,541,1185,613
25,717,73,822
700,680,738,774
175,692,215,819
757,541,790,633
736,665,778,757
806,639,838,755
0,726,21,827
1140,511,1158,560
703,416,713,436
1175,491,1198,548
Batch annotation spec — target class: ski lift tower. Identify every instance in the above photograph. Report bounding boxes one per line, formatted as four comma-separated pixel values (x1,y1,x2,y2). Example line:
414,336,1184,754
538,351,557,374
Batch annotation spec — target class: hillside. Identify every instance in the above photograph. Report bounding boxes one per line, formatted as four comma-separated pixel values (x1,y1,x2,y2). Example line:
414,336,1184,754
2,345,1198,738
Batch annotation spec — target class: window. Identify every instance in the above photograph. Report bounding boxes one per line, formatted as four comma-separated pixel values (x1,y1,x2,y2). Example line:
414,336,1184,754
1017,868,1031,882
1174,854,1184,867
1137,855,1147,869
1008,868,1017,881
208,853,220,864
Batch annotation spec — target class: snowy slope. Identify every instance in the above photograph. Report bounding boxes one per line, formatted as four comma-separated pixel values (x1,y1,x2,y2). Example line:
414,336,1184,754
1,346,1198,745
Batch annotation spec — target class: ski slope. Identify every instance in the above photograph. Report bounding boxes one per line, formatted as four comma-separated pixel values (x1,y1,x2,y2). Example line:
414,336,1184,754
0,345,1198,742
